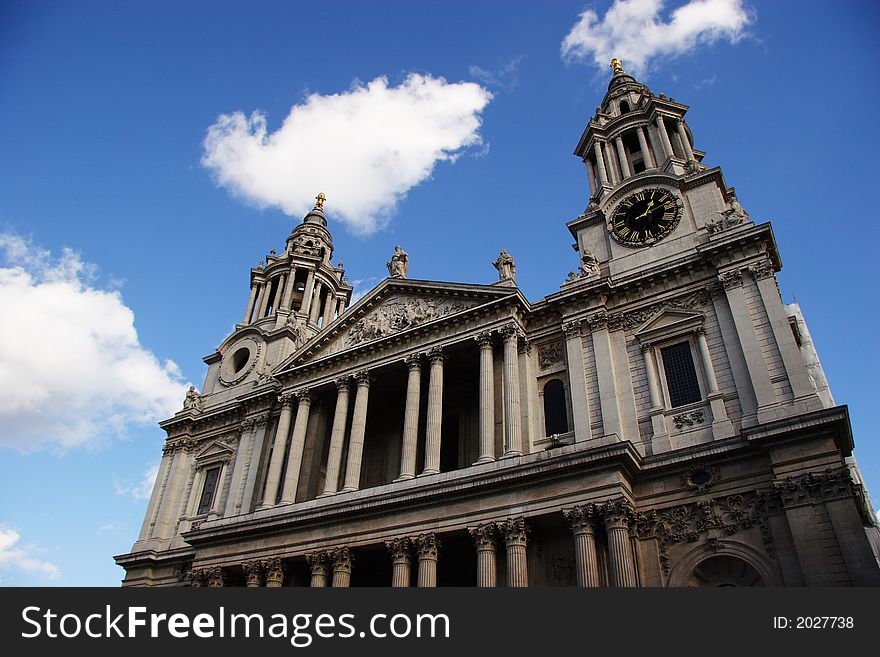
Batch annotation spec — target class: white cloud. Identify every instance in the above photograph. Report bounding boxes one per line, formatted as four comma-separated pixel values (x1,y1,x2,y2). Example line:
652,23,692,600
201,73,493,235
0,525,60,581
113,462,160,502
561,0,752,76
0,233,188,452
469,56,525,92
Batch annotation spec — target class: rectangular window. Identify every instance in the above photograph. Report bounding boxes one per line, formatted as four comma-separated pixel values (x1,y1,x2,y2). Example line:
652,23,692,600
661,342,702,408
197,467,221,515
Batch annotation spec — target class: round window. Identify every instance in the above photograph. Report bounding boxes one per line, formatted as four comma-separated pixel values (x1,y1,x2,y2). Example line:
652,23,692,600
219,337,260,386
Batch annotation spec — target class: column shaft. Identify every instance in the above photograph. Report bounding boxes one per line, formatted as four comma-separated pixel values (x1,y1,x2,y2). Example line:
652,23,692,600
422,349,444,475
502,327,522,457
416,534,440,587
585,159,596,195
397,356,422,480
300,270,315,315
341,373,371,492
475,333,495,464
603,500,638,587
279,267,297,310
469,525,498,588
501,518,529,587
255,281,271,319
259,396,294,509
271,275,285,313
320,379,350,496
593,142,608,184
564,505,601,587
279,392,312,504
387,538,413,588
637,126,656,168
307,553,330,587
603,141,619,184
243,284,258,323
655,115,674,159
321,292,335,326
331,548,353,587
676,120,695,160
615,136,631,178
308,282,323,325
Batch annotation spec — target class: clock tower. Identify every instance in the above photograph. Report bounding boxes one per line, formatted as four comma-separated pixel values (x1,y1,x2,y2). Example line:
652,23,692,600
568,58,748,280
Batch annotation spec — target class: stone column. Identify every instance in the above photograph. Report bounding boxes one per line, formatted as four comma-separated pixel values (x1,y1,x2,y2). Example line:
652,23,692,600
615,136,631,178
264,557,285,588
655,115,674,160
719,270,777,420
475,332,495,464
242,560,264,588
341,371,371,492
308,281,324,325
676,120,695,161
396,355,422,480
271,275,285,313
637,126,656,168
307,552,330,588
322,292,335,326
696,329,735,438
331,548,353,587
641,344,670,451
501,325,523,457
603,141,619,184
279,389,313,504
386,538,413,588
602,499,638,587
469,524,498,587
320,378,350,496
300,270,316,315
279,267,297,311
500,517,529,587
585,159,596,195
243,284,258,323
563,320,592,442
335,296,346,319
421,347,445,475
259,393,295,509
138,445,174,541
416,533,440,587
563,505,601,587
593,141,608,184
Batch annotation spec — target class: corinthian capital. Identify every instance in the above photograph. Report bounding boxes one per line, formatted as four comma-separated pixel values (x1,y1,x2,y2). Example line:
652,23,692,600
562,320,582,338
295,388,313,404
427,346,445,364
718,270,743,290
415,533,440,560
600,498,635,530
278,392,296,407
306,551,330,576
385,538,413,564
475,331,494,348
563,503,599,534
468,523,498,550
331,547,354,572
499,517,529,546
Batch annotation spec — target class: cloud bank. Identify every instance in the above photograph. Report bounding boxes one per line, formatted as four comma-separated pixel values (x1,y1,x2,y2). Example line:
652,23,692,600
562,0,752,75
0,525,60,581
201,74,493,235
0,233,188,452
114,462,160,502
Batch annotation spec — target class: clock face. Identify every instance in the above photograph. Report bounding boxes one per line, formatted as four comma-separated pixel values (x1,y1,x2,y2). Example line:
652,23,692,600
609,188,682,247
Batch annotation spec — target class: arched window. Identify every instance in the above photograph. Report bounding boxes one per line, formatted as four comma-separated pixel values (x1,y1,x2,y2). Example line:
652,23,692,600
543,379,569,436
619,100,630,114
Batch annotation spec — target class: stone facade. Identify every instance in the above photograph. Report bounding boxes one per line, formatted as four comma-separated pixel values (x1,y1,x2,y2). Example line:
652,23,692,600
116,62,880,587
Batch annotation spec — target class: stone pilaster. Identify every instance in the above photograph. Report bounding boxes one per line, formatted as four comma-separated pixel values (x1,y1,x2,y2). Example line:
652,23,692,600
641,343,670,451
588,311,623,440
341,371,372,492
240,413,270,513
562,320,592,442
320,377,351,496
224,418,255,517
415,533,440,587
563,504,601,587
264,557,285,588
279,389,313,504
396,355,422,480
501,324,523,457
422,348,445,475
500,517,529,587
242,560,264,588
331,548,353,588
601,499,638,587
468,523,498,587
386,538,413,588
259,393,296,509
475,332,496,464
306,552,330,588
695,329,736,438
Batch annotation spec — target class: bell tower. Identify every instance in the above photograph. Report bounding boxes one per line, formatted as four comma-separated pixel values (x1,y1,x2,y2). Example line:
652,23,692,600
201,194,353,397
565,59,753,282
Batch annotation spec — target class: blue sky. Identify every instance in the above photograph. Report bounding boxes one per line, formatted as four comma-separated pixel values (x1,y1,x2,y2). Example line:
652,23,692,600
0,0,877,585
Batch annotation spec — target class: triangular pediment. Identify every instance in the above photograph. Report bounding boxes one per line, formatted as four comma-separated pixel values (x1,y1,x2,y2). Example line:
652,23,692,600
194,440,235,464
277,278,519,369
634,308,704,342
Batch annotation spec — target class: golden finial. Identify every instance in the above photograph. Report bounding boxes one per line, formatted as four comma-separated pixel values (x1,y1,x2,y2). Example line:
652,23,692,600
610,58,624,75
314,192,326,211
